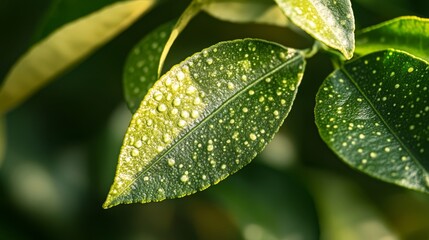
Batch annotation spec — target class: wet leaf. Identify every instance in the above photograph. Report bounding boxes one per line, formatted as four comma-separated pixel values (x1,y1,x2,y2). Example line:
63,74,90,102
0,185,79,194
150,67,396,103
0,0,157,114
315,49,429,193
203,0,289,27
355,16,429,61
124,21,175,112
274,0,355,59
103,39,306,208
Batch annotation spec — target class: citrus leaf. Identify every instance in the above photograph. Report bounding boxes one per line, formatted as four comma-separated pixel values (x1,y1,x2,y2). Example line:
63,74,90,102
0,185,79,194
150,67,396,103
0,0,157,114
202,0,289,27
124,21,175,112
355,16,429,61
315,49,429,193
274,0,355,59
103,39,306,208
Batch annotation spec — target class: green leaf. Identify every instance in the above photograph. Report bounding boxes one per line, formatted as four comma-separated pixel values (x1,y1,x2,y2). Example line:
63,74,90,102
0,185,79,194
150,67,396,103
124,21,175,112
202,0,289,27
315,49,429,193
274,0,355,59
355,16,429,61
103,39,306,208
0,0,157,114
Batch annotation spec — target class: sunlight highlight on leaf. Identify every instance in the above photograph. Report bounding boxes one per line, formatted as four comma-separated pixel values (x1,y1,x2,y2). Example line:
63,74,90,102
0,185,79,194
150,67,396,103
0,0,157,114
274,0,355,59
315,49,429,193
104,39,305,208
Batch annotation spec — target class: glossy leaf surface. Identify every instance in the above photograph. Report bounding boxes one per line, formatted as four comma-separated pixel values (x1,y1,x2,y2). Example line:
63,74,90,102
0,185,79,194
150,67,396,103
203,0,289,27
274,0,355,59
0,0,156,114
124,21,175,112
355,16,429,61
104,39,305,208
315,49,429,193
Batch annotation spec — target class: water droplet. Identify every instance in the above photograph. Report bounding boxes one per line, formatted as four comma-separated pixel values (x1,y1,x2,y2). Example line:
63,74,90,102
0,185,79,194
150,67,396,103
157,104,167,112
242,107,249,113
135,140,142,148
202,175,207,180
143,176,149,181
227,82,235,90
249,90,255,95
359,134,365,139
408,67,414,73
157,146,164,152
273,110,279,116
206,58,213,65
178,120,186,127
370,152,377,158
221,164,226,169
131,149,139,157
384,147,391,152
177,70,185,80
154,91,163,101
168,158,175,166
163,134,171,143
207,144,214,152
180,175,189,183
194,97,202,105
241,75,248,81
186,86,197,95
395,84,400,89
173,97,181,106
181,110,190,118
289,84,296,91
249,133,257,141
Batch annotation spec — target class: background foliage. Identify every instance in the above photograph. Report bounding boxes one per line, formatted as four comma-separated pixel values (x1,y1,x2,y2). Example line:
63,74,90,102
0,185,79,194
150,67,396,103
1,0,429,239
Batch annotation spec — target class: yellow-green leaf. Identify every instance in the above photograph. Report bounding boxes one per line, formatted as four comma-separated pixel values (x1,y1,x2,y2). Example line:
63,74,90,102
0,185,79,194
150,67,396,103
274,0,355,59
103,39,305,208
203,0,289,27
355,16,429,61
0,0,157,114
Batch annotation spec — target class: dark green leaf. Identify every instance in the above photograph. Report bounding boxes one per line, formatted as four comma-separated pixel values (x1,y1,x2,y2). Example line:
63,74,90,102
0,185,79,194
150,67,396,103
315,49,429,193
355,16,429,61
104,39,305,208
274,0,355,59
124,21,175,112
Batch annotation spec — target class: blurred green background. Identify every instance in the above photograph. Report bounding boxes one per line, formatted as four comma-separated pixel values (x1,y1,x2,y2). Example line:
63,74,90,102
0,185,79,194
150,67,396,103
1,0,429,239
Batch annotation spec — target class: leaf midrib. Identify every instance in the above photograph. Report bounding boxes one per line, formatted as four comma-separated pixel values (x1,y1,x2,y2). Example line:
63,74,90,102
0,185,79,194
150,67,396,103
341,67,429,177
119,52,303,197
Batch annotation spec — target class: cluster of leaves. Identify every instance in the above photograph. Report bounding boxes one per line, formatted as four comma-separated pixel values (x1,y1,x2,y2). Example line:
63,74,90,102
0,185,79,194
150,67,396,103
0,0,428,210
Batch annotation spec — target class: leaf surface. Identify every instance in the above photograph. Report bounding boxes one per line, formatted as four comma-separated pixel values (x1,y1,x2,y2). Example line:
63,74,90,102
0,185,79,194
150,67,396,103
355,16,429,61
0,0,156,114
104,39,305,208
315,49,429,193
124,21,175,112
274,0,355,59
203,0,289,27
